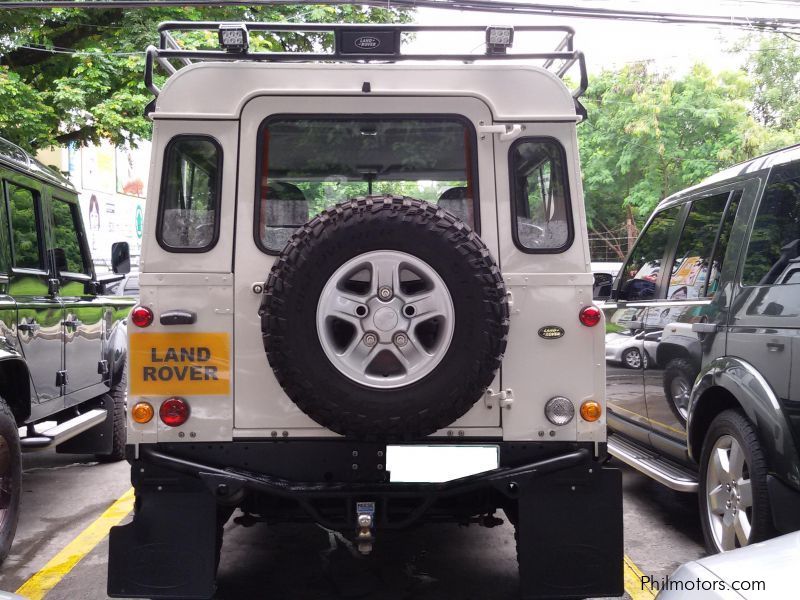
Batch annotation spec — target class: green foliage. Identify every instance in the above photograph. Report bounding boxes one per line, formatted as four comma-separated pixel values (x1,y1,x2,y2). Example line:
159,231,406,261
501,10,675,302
744,36,800,132
0,5,410,152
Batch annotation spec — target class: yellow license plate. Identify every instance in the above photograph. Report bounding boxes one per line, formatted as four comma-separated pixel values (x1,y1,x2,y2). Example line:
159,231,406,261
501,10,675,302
129,332,230,396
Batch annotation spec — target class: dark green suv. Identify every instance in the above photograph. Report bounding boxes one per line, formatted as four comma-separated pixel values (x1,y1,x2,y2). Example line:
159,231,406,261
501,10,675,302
0,136,134,562
600,144,800,554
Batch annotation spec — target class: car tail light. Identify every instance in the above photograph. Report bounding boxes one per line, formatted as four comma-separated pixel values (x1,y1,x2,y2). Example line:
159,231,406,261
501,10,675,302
579,305,601,327
580,400,602,422
131,402,154,424
544,396,575,426
131,306,154,328
160,397,190,427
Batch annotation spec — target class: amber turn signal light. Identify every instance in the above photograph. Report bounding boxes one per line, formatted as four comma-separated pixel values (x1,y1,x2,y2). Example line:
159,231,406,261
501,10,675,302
580,400,602,422
131,402,154,424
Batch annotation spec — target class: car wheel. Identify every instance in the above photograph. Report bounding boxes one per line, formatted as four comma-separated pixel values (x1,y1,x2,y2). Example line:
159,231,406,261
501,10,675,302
621,348,642,369
699,410,774,553
0,397,21,564
663,358,694,425
96,370,127,462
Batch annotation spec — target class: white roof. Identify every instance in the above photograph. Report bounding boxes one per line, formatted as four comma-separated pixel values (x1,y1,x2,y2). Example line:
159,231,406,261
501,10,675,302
152,62,578,122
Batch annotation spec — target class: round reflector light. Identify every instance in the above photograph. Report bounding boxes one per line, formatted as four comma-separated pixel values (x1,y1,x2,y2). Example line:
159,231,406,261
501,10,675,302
131,402,154,424
580,400,602,422
544,396,575,426
160,397,190,427
131,306,154,328
579,305,601,327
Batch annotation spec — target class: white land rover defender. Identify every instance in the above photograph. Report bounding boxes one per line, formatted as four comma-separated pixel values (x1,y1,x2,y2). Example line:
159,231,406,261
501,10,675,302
108,23,622,600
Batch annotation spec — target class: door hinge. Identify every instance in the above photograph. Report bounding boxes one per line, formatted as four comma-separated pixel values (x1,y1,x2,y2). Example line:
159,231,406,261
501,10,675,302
55,370,68,387
484,388,513,410
477,123,523,142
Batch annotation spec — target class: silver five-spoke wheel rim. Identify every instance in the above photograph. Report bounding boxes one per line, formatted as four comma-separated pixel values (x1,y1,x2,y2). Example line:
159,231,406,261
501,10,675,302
670,377,691,420
316,250,455,389
705,434,753,552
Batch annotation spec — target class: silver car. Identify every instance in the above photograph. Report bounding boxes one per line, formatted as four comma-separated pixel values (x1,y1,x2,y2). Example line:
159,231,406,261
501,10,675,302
605,328,661,369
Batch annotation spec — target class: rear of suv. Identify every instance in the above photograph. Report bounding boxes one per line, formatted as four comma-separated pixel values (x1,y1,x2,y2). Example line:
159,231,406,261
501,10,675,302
108,23,623,600
601,144,800,554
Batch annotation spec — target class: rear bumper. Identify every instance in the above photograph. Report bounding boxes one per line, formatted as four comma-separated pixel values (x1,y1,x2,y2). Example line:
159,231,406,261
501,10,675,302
109,441,623,599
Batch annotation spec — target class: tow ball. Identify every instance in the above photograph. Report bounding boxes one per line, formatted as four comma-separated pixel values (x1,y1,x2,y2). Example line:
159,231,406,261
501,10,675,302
355,501,376,555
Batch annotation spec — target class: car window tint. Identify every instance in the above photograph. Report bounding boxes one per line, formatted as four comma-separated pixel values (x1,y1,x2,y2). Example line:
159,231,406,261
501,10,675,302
6,183,42,270
667,192,729,300
510,139,572,251
619,206,680,301
51,198,89,274
159,137,220,251
705,190,742,297
742,161,800,286
257,117,477,252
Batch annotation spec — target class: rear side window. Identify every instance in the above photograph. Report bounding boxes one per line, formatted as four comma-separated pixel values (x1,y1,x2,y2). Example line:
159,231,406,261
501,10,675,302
157,136,221,252
510,139,572,252
51,198,90,275
6,183,43,270
618,206,680,301
256,116,478,253
742,161,800,286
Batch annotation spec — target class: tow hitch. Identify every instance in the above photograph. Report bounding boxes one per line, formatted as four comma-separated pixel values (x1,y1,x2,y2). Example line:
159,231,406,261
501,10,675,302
355,501,376,554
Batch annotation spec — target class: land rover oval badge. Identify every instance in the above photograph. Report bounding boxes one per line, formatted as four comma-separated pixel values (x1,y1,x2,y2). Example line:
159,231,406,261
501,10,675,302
538,326,565,340
355,36,380,50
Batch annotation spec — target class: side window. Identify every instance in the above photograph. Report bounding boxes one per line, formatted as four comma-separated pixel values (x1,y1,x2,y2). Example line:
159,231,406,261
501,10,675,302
666,192,730,300
618,206,680,301
742,161,800,286
705,190,742,296
6,183,43,270
158,137,221,252
51,198,90,275
510,139,572,252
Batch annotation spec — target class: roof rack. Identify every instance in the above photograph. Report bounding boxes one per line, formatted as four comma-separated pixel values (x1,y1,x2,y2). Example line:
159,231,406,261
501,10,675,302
144,22,588,119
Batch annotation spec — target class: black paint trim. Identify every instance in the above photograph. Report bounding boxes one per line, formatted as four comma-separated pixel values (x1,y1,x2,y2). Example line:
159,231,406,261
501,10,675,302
508,136,575,255
155,134,224,254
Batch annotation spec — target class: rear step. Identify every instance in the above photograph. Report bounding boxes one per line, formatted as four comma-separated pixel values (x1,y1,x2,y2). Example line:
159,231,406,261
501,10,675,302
608,434,698,492
20,409,108,451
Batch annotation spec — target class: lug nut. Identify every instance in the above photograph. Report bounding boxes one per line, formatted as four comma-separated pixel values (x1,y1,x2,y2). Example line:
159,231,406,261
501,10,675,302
393,332,408,347
378,286,393,300
363,332,378,347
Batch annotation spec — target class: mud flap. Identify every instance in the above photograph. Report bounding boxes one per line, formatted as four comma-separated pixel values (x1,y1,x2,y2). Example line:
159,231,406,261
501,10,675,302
516,464,623,599
108,491,217,599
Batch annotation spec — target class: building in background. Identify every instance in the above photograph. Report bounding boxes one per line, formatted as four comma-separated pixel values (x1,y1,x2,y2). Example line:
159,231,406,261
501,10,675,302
38,140,149,270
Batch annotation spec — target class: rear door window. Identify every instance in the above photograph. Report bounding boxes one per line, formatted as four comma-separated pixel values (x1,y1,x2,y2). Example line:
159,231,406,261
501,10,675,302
742,161,800,286
6,183,43,270
618,206,680,301
256,117,478,252
157,136,222,252
51,198,90,275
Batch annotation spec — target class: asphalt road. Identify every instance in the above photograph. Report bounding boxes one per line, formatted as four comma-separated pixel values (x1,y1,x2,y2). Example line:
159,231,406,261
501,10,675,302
0,449,707,600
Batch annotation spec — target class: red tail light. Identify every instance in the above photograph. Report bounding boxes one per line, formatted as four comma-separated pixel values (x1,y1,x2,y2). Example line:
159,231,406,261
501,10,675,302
579,305,601,327
131,306,154,328
160,397,190,427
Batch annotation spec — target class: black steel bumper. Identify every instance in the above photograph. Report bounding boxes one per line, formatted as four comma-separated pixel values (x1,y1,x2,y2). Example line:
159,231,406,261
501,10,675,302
108,441,623,599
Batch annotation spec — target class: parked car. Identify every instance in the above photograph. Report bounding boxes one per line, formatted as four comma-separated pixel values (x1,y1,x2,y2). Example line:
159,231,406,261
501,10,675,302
599,143,800,554
656,530,798,599
107,21,623,600
0,136,134,562
605,327,661,369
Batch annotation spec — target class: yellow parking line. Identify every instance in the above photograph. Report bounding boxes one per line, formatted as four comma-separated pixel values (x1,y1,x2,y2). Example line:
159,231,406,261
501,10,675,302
624,554,657,600
16,487,135,600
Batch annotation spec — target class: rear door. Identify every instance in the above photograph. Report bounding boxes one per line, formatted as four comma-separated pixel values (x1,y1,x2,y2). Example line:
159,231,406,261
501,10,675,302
234,96,500,434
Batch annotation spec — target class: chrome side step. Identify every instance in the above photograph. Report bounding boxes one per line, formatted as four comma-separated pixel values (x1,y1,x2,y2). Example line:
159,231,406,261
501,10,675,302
608,434,699,492
20,409,108,451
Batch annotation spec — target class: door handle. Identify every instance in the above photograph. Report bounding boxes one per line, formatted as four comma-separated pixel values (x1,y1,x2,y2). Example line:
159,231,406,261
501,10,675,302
766,342,785,352
64,318,82,331
692,323,720,334
18,321,39,333
160,310,197,326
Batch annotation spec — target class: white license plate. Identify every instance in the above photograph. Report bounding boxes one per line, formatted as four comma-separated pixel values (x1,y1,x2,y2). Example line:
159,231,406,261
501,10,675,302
386,445,499,483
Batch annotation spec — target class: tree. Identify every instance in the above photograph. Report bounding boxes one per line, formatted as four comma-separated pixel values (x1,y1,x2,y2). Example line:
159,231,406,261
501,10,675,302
744,35,800,132
0,5,409,152
578,62,765,259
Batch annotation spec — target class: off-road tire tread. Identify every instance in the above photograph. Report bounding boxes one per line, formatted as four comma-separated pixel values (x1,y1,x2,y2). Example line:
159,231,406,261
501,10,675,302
698,409,775,554
96,371,127,462
261,196,509,439
0,397,21,564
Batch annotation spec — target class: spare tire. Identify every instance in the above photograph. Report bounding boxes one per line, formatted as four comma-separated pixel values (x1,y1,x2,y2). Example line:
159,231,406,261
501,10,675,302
260,196,508,439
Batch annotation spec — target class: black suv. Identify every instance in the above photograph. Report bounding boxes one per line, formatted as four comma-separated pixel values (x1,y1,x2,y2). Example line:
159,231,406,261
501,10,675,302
0,137,133,561
600,144,800,553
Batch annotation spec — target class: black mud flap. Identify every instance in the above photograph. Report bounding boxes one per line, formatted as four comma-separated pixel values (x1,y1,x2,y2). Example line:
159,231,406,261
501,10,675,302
516,464,623,600
108,491,217,599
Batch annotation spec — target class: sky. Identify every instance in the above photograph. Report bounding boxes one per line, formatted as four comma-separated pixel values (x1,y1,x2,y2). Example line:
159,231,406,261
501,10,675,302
407,0,799,74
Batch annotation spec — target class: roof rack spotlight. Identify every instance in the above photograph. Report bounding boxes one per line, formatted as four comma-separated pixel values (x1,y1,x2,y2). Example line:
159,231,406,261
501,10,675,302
486,26,514,55
219,23,249,53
